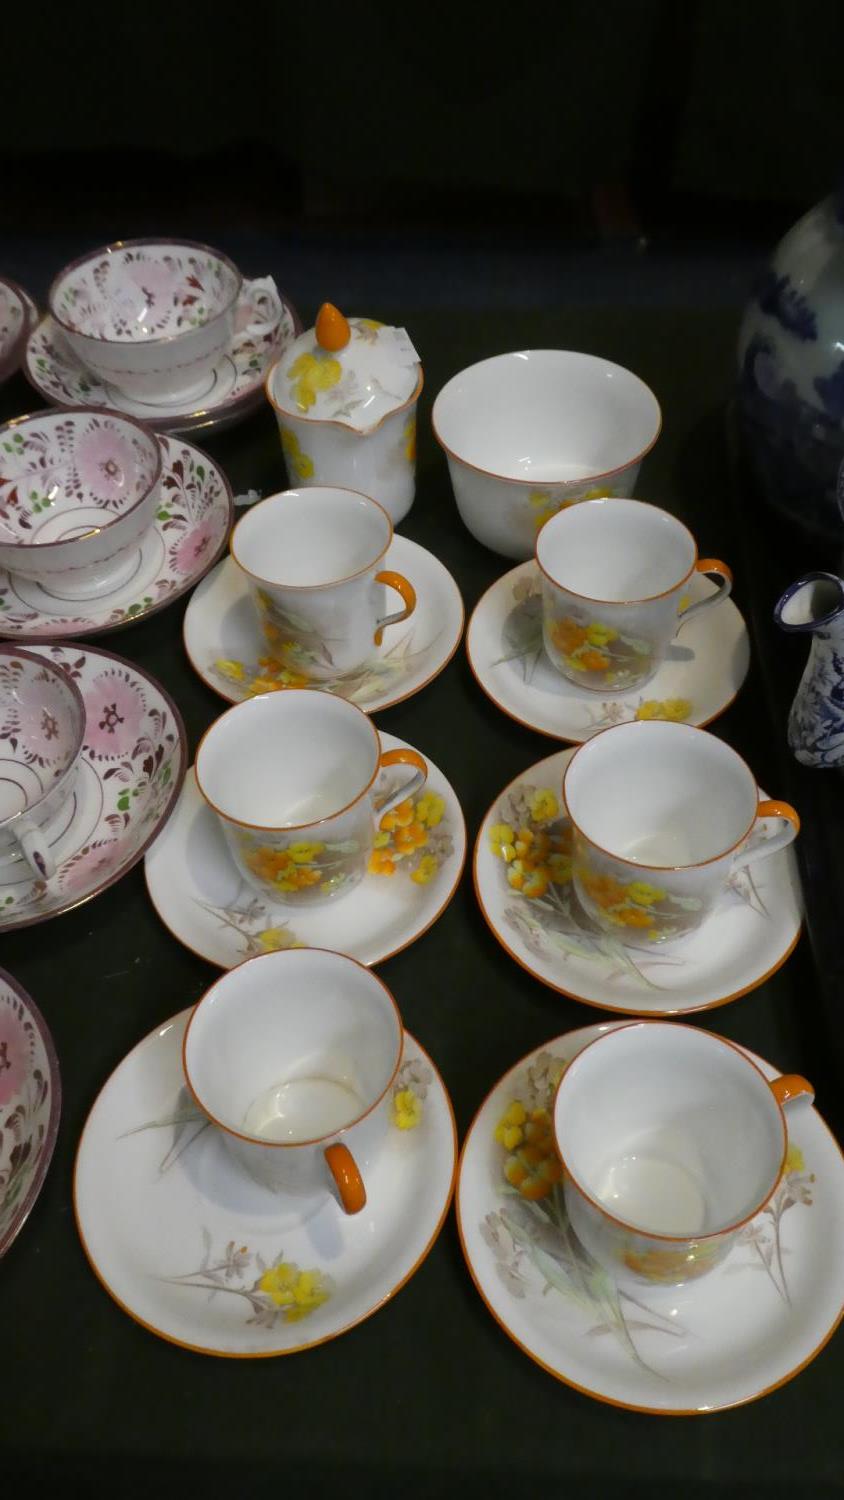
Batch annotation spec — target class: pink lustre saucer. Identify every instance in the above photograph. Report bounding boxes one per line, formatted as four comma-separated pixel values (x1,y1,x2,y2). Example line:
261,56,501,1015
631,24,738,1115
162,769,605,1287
0,643,186,932
0,966,61,1257
25,287,301,437
0,433,232,638
75,1010,456,1356
0,277,38,385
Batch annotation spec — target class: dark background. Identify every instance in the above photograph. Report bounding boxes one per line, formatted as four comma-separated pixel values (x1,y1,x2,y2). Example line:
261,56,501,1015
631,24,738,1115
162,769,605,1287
4,4,844,1496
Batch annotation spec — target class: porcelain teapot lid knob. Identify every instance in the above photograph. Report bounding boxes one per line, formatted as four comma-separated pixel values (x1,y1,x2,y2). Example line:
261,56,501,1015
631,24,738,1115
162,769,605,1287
316,302,351,351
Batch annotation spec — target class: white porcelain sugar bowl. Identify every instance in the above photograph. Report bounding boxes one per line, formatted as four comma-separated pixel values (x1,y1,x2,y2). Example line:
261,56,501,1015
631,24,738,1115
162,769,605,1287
265,303,422,525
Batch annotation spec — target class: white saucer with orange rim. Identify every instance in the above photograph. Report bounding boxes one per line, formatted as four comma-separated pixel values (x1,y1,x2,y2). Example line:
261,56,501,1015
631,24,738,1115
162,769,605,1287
183,535,464,713
474,745,801,1016
145,732,466,969
74,1008,456,1356
466,560,750,741
457,1022,844,1414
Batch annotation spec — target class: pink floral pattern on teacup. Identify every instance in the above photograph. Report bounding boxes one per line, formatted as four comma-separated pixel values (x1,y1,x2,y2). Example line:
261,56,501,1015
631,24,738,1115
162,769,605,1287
0,651,83,775
0,999,30,1107
52,243,240,341
0,411,160,544
60,839,123,894
171,519,217,576
84,667,147,760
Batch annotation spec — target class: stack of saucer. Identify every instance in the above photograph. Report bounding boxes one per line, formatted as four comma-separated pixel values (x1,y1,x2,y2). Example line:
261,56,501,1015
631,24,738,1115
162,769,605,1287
0,407,233,637
24,237,300,436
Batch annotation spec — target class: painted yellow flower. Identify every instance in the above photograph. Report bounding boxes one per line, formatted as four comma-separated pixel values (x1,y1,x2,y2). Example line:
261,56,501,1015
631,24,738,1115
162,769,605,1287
394,821,427,854
287,351,342,412
502,1109,562,1201
528,489,561,529
635,698,692,723
215,658,246,682
514,827,549,861
585,621,618,648
580,487,614,501
623,1243,720,1284
280,427,315,479
494,1100,527,1150
626,880,666,908
488,822,516,861
508,860,549,898
256,926,302,952
661,698,692,722
403,416,416,463
785,1144,805,1175
678,593,691,614
259,1263,331,1319
368,848,396,876
373,830,391,849
529,789,559,823
287,841,324,864
380,798,415,832
415,791,445,827
410,853,438,885
547,852,572,884
392,1087,423,1129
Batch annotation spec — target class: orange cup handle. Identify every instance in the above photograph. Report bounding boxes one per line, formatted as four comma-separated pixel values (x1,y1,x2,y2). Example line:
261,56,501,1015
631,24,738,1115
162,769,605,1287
677,558,733,627
374,571,416,646
735,798,800,874
377,747,428,820
770,1074,814,1108
324,1143,366,1214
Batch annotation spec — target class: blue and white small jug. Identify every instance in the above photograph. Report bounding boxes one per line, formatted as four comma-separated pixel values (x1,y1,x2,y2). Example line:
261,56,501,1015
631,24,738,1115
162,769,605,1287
775,571,844,766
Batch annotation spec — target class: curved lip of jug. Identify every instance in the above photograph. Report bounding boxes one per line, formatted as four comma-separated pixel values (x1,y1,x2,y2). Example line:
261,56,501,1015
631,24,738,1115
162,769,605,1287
264,357,423,434
774,571,844,632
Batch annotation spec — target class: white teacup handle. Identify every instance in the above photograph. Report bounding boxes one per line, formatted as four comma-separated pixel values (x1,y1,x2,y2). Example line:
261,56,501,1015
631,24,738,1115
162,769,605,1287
377,748,428,819
677,558,733,627
16,819,55,882
735,799,800,871
239,276,284,338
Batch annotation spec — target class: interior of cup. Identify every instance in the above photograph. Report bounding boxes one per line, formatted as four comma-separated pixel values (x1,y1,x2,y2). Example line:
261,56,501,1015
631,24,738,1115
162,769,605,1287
433,350,660,482
0,411,161,548
196,690,379,827
232,488,389,586
564,721,758,867
49,240,241,342
184,950,402,1141
537,498,695,600
0,649,84,816
555,1024,784,1236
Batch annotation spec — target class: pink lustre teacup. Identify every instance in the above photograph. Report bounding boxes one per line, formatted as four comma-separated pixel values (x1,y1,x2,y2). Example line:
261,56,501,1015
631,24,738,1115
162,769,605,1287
48,238,283,403
194,689,428,907
183,947,404,1209
230,486,417,684
563,720,799,948
0,646,85,880
0,408,162,598
536,498,732,693
553,1020,813,1288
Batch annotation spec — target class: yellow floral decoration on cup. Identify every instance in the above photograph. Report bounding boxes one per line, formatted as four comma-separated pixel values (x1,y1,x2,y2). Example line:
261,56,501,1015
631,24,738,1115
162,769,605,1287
280,427,315,479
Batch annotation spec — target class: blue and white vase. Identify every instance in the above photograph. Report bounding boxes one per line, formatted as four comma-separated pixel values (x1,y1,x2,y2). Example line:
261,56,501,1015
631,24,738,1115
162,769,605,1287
738,188,844,538
775,571,844,766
